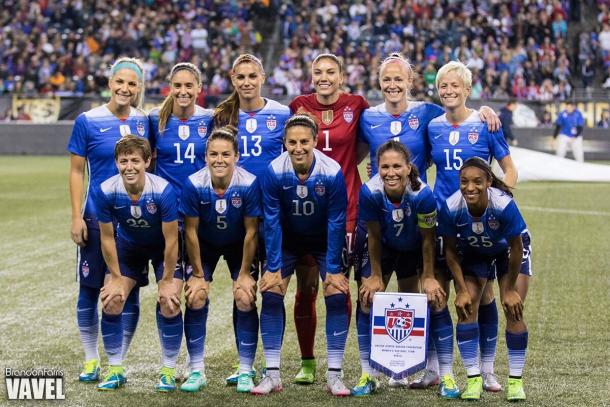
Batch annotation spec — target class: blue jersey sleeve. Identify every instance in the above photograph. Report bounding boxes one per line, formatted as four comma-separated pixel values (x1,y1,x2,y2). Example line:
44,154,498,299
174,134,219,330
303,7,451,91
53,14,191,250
487,128,510,161
160,184,178,222
180,178,200,218
499,200,527,239
262,167,283,272
67,114,89,156
245,178,262,218
326,170,348,274
437,201,457,238
93,185,113,224
358,185,378,223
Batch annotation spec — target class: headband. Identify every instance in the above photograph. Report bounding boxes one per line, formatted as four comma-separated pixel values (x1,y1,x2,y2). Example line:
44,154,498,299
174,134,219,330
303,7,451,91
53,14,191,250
112,61,143,81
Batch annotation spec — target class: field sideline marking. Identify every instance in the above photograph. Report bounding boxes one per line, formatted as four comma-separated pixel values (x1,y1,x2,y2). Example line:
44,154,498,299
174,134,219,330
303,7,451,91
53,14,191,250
521,205,610,217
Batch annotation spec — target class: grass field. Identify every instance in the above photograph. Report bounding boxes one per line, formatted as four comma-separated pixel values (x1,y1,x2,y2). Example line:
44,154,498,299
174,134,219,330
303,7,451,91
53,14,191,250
1,156,609,406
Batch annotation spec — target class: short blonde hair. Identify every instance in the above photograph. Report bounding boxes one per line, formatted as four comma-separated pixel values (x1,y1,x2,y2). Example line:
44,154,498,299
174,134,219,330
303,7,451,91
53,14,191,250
435,61,472,90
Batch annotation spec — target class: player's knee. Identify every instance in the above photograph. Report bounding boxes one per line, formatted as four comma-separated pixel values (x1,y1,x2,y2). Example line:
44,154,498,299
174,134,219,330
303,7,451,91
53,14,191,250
360,301,371,314
234,291,254,312
188,291,207,310
103,296,125,315
323,284,342,297
158,300,180,318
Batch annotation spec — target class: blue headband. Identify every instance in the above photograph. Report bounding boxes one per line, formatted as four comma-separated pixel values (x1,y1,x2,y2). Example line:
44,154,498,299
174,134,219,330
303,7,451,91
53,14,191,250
111,61,143,81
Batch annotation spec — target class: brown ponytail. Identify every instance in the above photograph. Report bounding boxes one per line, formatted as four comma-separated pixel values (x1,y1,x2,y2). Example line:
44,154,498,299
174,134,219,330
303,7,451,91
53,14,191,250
375,140,422,191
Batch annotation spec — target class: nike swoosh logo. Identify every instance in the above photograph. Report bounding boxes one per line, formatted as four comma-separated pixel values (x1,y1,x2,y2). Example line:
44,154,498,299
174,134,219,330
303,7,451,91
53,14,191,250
434,134,442,139
114,205,126,209
163,333,180,338
282,186,294,190
438,335,452,341
189,336,204,344
100,127,112,133
486,336,497,342
77,307,93,312
200,201,210,205
457,223,468,227
457,340,473,346
370,124,382,129
102,333,114,338
333,330,348,336
240,341,256,346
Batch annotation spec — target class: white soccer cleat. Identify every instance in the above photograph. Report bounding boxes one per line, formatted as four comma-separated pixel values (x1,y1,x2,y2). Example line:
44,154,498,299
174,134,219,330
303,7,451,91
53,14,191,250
482,372,502,392
326,374,351,397
251,376,282,395
409,369,440,389
388,376,410,388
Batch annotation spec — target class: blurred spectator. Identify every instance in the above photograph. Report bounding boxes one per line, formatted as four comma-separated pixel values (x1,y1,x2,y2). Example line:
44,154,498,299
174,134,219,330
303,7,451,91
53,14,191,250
540,110,554,127
499,100,517,146
597,109,610,128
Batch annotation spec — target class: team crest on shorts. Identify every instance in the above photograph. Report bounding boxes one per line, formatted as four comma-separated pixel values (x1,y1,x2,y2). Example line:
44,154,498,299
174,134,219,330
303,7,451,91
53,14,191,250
130,205,142,219
390,120,402,135
231,193,242,208
472,221,484,234
146,200,157,214
120,124,131,137
392,208,404,222
408,115,419,130
137,121,145,136
384,307,414,343
488,216,500,230
81,261,90,278
322,110,333,125
198,122,208,138
449,130,460,146
215,199,227,214
178,125,190,140
246,118,257,133
296,185,308,199
266,115,277,131
468,129,479,144
343,107,354,123
315,184,325,196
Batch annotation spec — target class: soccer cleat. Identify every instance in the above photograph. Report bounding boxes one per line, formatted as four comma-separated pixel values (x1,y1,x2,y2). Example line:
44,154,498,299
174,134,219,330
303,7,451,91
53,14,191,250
79,359,100,382
155,367,177,392
388,376,410,388
251,376,282,395
482,372,503,392
294,359,316,384
410,369,440,389
326,374,351,397
506,378,526,401
461,375,483,400
351,373,379,396
438,374,460,399
236,373,255,393
180,370,206,392
226,364,256,385
96,366,126,391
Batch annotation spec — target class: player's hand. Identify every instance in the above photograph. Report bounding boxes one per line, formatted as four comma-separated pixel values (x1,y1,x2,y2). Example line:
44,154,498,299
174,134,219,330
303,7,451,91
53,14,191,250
422,276,446,309
235,272,257,305
454,290,472,321
71,218,88,247
366,162,372,178
479,106,501,132
259,270,284,294
185,276,208,308
158,278,181,314
324,272,349,295
501,289,523,321
100,276,125,308
359,275,384,307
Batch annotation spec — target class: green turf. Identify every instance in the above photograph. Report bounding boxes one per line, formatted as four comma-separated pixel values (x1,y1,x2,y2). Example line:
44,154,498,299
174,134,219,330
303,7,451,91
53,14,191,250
1,156,609,406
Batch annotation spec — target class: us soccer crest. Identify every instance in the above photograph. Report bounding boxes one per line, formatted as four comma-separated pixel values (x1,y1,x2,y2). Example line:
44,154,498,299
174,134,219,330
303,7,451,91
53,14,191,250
315,184,325,196
120,124,131,137
472,221,484,234
81,261,90,278
468,129,479,144
392,208,404,222
449,130,460,146
488,216,500,230
130,205,142,219
231,193,242,208
343,107,353,123
266,115,277,131
137,121,145,136
322,110,333,125
215,199,227,214
370,292,429,379
296,185,308,199
178,125,190,140
408,115,419,130
146,200,157,214
390,120,402,136
198,122,208,138
246,118,257,133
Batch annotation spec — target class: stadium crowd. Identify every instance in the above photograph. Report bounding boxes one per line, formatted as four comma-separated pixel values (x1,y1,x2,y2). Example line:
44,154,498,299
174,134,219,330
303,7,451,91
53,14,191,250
274,0,607,101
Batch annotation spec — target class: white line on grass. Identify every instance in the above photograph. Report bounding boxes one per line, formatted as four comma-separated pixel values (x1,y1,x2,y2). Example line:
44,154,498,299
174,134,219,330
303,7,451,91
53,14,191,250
521,205,610,217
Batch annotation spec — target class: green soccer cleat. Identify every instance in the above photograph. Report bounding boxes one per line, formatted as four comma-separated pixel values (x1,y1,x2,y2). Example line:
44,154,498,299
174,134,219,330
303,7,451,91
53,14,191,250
226,364,256,385
155,367,176,392
294,359,316,384
236,373,255,393
461,375,483,400
438,374,460,399
96,366,126,391
507,377,526,401
351,373,379,396
180,370,206,392
79,359,100,382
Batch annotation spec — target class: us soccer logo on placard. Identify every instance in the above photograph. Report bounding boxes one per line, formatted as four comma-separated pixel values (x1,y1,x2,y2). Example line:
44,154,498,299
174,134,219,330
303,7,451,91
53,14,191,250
370,292,428,379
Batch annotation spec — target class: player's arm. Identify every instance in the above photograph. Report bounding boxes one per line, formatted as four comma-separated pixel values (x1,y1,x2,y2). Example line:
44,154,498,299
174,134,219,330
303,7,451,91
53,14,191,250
499,235,524,321
183,215,208,306
444,235,471,320
69,154,87,246
479,105,501,132
236,216,259,304
360,220,384,306
260,168,283,292
419,217,445,308
324,171,349,294
98,221,125,306
497,154,518,188
357,139,370,164
158,220,180,312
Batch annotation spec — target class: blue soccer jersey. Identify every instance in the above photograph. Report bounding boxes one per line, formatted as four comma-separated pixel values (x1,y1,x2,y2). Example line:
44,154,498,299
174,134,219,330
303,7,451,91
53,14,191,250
237,98,291,179
428,110,510,203
555,109,585,138
262,149,348,274
149,105,214,198
67,105,150,225
180,166,261,247
437,187,527,257
94,172,178,247
359,175,437,252
359,101,444,180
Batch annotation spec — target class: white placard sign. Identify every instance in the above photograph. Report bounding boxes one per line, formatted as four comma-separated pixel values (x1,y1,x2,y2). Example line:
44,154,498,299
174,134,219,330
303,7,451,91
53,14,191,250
369,292,429,379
